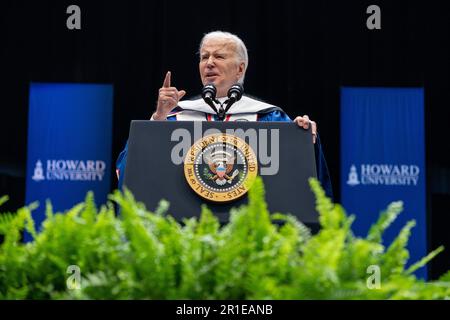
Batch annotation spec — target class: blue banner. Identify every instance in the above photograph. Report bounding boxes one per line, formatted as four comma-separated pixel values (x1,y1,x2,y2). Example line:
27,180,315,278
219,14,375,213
25,83,113,240
341,87,427,279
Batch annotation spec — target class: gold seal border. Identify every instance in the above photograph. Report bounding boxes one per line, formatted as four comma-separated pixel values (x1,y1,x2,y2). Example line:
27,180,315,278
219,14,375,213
184,133,258,203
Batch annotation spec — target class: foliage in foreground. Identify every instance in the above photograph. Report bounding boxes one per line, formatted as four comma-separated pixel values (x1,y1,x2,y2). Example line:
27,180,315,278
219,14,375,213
0,178,449,299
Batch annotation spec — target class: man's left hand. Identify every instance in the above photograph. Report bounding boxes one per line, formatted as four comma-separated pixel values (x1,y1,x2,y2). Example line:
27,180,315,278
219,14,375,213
294,115,317,144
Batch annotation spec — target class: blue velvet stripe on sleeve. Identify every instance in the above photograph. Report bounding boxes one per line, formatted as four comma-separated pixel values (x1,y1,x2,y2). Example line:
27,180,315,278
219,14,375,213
258,110,292,122
116,140,128,189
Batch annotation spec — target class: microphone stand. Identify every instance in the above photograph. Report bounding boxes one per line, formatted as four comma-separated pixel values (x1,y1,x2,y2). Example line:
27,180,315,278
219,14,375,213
204,98,229,121
203,97,220,116
217,83,243,120
216,99,229,121
202,83,243,121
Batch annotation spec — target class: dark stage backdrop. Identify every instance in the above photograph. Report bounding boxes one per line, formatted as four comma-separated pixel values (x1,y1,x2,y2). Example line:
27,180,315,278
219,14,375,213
0,0,449,279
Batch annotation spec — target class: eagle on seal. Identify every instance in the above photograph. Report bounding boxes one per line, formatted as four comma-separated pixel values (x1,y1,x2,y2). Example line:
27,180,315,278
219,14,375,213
204,150,239,186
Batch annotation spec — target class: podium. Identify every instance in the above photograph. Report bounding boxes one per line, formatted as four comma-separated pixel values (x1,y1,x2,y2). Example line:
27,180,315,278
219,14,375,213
123,121,319,228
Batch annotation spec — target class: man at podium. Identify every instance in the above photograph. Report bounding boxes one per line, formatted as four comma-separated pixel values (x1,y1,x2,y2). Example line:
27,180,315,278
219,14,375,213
117,31,333,198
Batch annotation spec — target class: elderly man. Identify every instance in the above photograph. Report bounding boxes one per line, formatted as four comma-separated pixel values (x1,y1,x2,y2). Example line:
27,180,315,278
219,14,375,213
117,31,333,198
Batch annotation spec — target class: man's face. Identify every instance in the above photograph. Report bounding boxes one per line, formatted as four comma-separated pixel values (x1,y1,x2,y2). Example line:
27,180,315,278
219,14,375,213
199,39,245,98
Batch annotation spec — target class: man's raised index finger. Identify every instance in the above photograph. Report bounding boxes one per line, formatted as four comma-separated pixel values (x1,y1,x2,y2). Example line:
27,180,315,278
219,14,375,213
163,71,171,88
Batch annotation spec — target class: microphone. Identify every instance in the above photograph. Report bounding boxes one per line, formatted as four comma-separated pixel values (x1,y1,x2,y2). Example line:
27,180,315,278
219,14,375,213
201,83,217,104
227,83,244,104
201,83,219,115
223,83,244,115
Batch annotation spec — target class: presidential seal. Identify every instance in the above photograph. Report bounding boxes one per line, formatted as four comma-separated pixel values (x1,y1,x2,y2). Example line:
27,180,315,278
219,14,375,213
184,133,258,202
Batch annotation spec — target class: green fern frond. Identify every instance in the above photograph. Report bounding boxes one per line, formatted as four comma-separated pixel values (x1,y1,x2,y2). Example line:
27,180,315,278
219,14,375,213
0,195,9,207
382,220,416,277
45,200,54,219
0,178,449,300
406,246,444,275
0,212,16,235
155,199,170,216
367,201,403,243
439,270,450,282
271,212,311,245
247,176,269,222
81,191,96,223
309,178,347,230
309,178,334,220
197,205,219,235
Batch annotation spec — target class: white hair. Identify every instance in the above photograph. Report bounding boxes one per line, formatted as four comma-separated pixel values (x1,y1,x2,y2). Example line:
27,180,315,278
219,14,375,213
199,31,248,84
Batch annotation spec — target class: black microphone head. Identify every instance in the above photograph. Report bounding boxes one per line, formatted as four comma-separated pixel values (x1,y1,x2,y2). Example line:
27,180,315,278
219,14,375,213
227,83,244,101
201,83,217,101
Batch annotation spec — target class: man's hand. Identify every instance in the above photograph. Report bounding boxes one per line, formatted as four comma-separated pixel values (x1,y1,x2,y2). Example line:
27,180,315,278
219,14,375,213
294,115,317,144
152,71,186,120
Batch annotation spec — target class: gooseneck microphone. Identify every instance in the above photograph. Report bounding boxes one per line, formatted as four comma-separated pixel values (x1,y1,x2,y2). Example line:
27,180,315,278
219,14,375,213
227,83,244,104
201,83,218,114
201,83,244,121
222,83,244,116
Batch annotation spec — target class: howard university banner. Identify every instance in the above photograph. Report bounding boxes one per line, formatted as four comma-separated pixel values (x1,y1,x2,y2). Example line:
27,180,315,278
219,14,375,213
341,87,427,279
25,83,113,240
